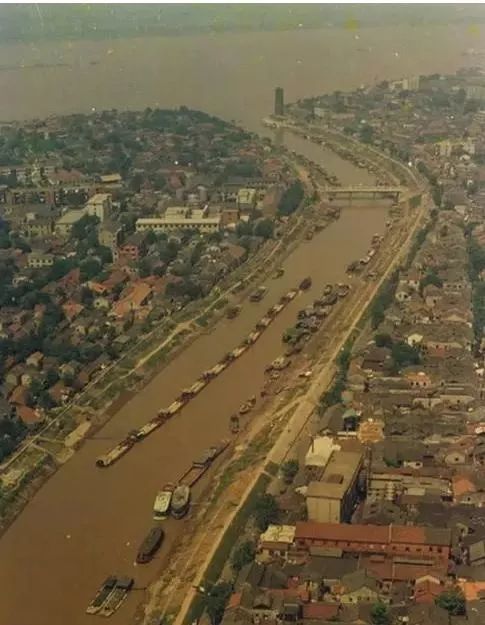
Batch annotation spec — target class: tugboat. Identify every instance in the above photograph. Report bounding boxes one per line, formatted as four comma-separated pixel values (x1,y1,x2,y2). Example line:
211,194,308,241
171,484,191,519
136,527,165,564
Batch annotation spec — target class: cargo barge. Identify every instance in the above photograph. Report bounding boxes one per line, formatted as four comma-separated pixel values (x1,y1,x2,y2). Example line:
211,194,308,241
96,287,300,468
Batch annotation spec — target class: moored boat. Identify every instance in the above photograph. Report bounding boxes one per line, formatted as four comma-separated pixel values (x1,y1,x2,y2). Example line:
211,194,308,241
100,577,134,617
136,527,165,564
239,395,257,415
86,576,117,614
299,276,312,290
226,305,241,319
249,286,267,302
153,483,174,520
171,484,191,519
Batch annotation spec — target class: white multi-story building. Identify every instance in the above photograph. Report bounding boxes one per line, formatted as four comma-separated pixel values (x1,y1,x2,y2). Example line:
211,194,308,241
85,193,112,223
136,207,221,234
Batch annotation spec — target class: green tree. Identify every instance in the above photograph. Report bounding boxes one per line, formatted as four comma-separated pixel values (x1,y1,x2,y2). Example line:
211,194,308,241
253,218,274,239
235,221,253,237
281,459,299,484
374,333,393,348
204,582,233,625
145,229,157,245
420,270,443,292
231,540,256,573
138,257,151,278
370,601,390,625
79,258,102,281
391,341,421,370
71,214,99,241
45,368,59,387
435,589,466,616
359,123,374,144
278,180,304,216
254,493,279,531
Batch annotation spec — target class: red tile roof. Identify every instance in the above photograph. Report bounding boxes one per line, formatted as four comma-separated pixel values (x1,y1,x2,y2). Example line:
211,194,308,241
17,405,42,426
302,603,340,620
295,522,450,547
295,522,390,544
392,526,426,545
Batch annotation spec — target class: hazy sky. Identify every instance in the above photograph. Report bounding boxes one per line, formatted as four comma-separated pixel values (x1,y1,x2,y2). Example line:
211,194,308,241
1,4,485,43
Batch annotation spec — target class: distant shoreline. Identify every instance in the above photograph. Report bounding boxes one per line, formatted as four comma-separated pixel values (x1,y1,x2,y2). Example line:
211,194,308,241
0,18,483,48
0,62,72,72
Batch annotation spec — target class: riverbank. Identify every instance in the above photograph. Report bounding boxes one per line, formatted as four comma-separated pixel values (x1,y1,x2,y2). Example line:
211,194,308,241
0,142,346,540
167,138,429,625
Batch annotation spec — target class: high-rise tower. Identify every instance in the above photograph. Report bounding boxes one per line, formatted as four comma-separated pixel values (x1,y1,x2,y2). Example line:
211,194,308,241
274,87,284,117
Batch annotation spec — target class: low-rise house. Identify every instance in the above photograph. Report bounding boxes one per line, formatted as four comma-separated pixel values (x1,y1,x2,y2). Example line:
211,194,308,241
26,351,44,369
339,569,382,604
94,296,111,310
361,347,392,373
48,381,71,404
468,540,485,566
111,282,152,318
257,525,296,562
62,302,84,322
117,232,147,262
59,360,80,378
16,405,42,428
413,575,444,604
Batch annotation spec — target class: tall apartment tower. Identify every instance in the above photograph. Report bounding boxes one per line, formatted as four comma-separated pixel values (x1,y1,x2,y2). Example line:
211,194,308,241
274,87,284,117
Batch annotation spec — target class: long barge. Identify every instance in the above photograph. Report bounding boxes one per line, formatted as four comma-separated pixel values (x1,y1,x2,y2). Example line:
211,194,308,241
96,287,299,468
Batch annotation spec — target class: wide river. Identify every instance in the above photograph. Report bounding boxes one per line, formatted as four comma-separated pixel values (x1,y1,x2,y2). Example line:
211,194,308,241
0,23,472,625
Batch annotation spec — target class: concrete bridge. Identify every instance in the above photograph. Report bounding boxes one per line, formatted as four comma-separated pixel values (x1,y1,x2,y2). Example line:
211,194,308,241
321,185,406,201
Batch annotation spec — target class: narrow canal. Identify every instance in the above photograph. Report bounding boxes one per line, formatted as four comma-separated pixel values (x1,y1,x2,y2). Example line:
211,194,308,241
0,135,387,625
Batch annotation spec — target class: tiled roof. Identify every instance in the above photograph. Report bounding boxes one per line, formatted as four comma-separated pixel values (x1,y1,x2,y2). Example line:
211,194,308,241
302,603,339,620
295,522,451,547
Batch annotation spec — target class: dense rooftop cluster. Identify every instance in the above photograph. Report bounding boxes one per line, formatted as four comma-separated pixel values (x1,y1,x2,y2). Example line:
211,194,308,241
213,72,485,625
0,108,299,460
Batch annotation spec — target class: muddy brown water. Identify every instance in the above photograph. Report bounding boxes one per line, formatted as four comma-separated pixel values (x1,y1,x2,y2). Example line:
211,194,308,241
0,23,470,625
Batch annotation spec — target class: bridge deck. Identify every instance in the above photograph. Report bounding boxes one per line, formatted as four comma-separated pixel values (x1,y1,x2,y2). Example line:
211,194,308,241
321,186,405,194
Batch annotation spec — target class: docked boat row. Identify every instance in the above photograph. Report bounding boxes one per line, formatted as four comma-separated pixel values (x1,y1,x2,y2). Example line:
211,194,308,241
152,439,229,524
347,233,384,273
96,287,299,468
86,576,134,617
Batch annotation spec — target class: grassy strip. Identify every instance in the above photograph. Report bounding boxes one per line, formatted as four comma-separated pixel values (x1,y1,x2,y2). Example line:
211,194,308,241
183,473,271,625
318,332,357,411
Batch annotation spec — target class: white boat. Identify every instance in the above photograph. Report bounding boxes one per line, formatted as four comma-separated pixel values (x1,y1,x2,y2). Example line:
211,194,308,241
153,484,174,520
